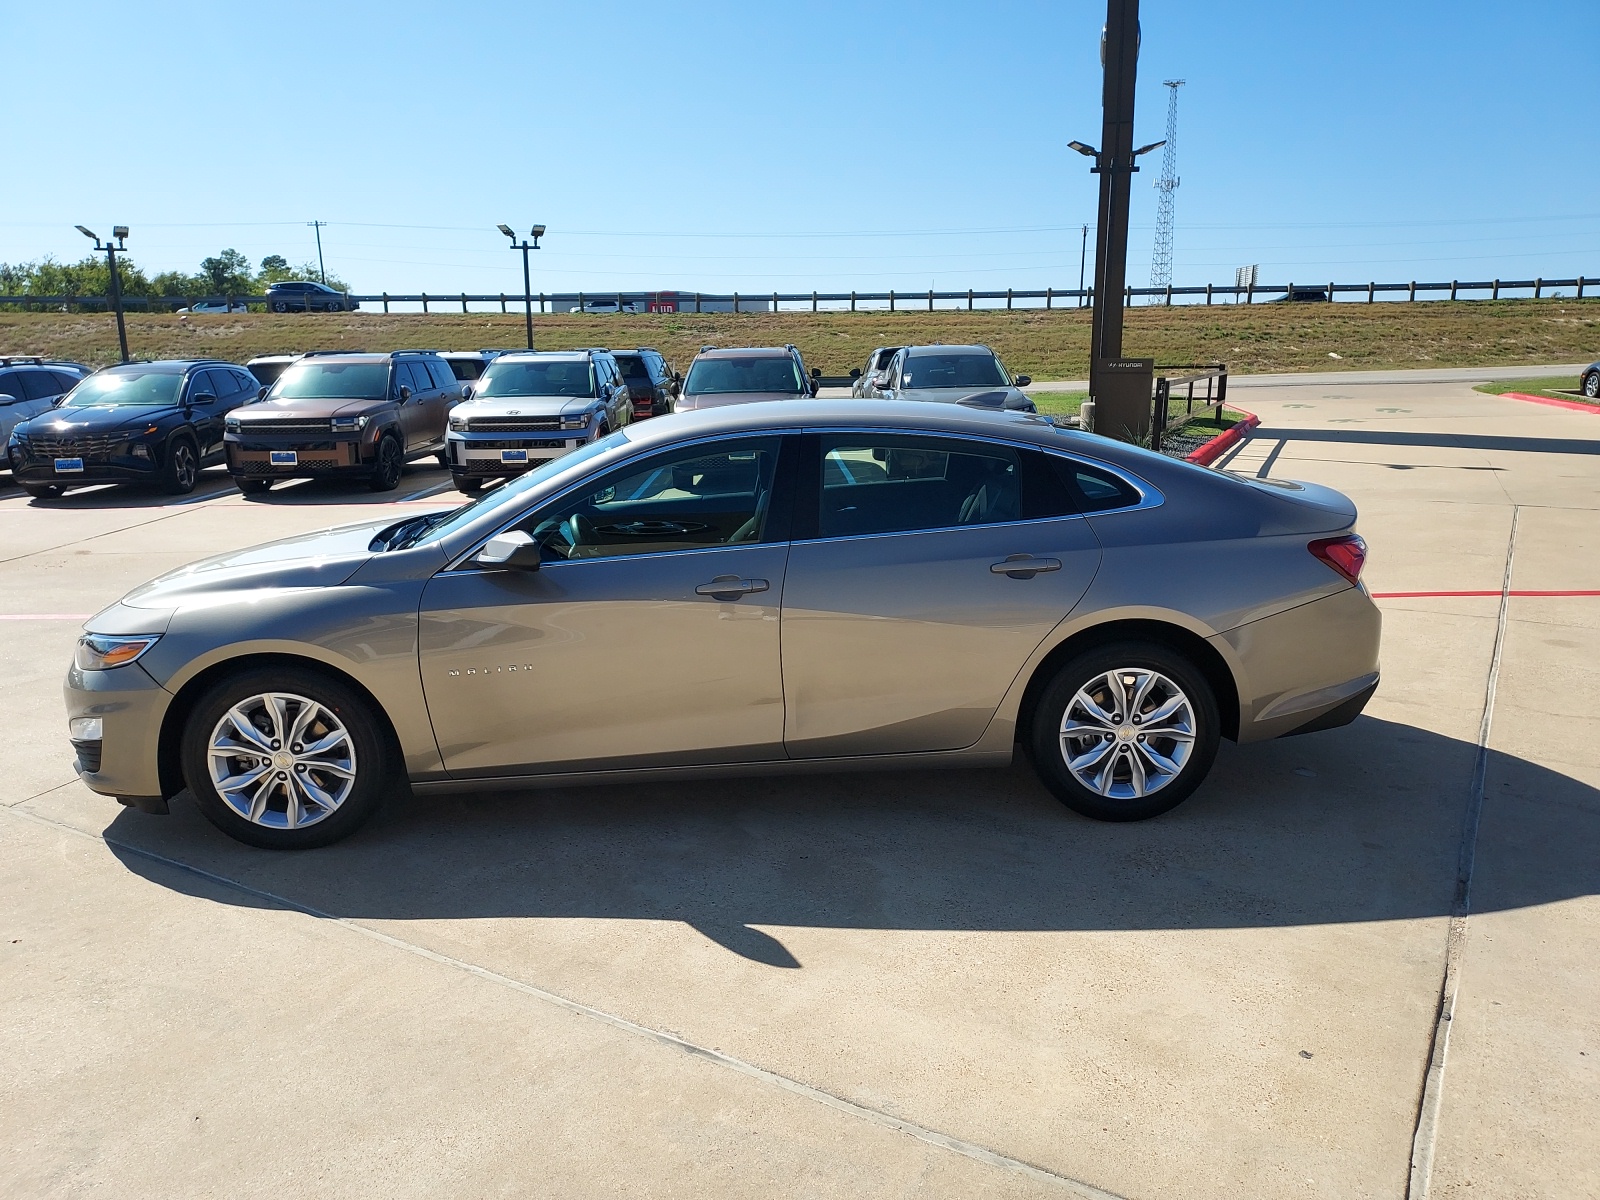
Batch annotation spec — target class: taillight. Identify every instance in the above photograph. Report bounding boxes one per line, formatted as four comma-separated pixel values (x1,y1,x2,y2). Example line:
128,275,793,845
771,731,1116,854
1309,534,1367,585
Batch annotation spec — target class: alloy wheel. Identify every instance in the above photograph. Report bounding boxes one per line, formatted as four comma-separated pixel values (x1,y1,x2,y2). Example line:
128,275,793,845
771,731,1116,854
206,692,357,829
1059,667,1196,800
1585,373,1599,398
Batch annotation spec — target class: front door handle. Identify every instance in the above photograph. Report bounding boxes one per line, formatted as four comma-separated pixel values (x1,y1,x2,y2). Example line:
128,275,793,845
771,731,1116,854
991,555,1062,578
695,575,770,599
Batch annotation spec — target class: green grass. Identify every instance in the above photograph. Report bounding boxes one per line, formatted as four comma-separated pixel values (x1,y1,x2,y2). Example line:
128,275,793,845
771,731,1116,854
1028,390,1089,416
3,297,1599,377
1173,407,1249,435
1472,375,1595,403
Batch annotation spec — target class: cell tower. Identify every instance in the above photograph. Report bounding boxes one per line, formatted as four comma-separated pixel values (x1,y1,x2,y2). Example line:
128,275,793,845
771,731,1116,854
1148,79,1185,303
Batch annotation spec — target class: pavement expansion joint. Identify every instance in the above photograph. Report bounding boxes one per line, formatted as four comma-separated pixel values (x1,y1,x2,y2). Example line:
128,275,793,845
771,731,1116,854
1405,504,1518,1200
2,802,1128,1200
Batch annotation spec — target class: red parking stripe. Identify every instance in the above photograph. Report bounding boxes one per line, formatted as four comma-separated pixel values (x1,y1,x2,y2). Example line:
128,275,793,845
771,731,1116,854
1371,589,1600,598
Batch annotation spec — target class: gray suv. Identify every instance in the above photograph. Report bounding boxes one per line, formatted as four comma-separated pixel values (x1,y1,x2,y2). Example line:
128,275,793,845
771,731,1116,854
675,344,819,412
444,349,631,493
0,358,90,452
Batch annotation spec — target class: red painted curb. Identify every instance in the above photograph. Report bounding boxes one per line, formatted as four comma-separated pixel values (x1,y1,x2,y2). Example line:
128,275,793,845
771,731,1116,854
1500,391,1600,413
1185,408,1260,466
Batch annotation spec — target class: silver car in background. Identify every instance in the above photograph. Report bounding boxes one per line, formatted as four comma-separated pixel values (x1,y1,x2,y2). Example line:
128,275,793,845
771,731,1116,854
675,345,820,411
876,344,1036,411
65,401,1380,850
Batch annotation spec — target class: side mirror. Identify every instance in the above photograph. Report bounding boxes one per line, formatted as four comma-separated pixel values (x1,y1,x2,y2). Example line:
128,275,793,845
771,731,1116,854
257,385,268,400
849,368,862,379
810,367,821,379
461,384,473,401
190,392,216,406
673,370,683,384
398,385,413,402
475,529,541,571
1014,375,1032,387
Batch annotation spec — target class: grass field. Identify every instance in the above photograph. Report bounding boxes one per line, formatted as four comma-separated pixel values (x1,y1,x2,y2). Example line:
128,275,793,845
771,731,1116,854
1471,374,1597,404
2,298,1597,378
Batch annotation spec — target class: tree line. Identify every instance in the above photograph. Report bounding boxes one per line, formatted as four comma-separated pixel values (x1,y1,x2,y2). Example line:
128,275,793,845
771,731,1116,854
0,250,351,308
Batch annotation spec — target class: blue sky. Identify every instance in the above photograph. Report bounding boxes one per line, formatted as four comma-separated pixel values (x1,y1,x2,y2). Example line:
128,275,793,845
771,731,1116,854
2,0,1596,295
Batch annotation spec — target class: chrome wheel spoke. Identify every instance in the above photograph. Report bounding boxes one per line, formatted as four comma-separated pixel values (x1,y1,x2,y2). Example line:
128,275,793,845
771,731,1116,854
246,774,275,823
1070,690,1118,729
1124,745,1148,794
217,763,271,795
302,728,350,757
1065,738,1117,773
1140,694,1187,727
1134,740,1182,779
225,708,274,754
1140,721,1194,743
1059,666,1196,801
207,691,357,831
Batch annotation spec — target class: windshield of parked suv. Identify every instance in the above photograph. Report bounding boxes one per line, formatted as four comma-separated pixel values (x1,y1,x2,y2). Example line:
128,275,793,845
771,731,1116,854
474,359,595,398
59,369,183,407
269,362,390,401
684,355,803,395
900,352,1009,389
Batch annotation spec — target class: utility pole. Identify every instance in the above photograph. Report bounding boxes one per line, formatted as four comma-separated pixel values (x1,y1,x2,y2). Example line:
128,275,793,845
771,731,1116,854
76,225,130,363
1078,223,1090,307
1148,80,1185,303
1066,0,1164,441
498,224,546,349
307,220,328,283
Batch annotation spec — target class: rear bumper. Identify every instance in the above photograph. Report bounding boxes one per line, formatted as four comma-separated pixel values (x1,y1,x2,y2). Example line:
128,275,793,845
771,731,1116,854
1216,584,1383,743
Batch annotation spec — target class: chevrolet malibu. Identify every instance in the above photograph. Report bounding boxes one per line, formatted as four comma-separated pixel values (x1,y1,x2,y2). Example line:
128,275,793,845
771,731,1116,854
66,402,1380,849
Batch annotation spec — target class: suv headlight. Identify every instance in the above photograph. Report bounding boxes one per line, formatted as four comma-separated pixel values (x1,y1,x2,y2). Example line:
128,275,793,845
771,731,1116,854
561,414,590,430
225,415,241,431
74,633,161,671
448,413,468,432
331,415,369,432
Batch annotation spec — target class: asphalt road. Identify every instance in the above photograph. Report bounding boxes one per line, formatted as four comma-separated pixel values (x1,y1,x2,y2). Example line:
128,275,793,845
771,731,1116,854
1,379,1596,1198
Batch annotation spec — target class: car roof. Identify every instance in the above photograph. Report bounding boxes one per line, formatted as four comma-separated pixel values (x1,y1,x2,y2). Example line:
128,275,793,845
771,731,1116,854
492,350,594,361
103,359,233,373
693,346,795,360
904,344,995,357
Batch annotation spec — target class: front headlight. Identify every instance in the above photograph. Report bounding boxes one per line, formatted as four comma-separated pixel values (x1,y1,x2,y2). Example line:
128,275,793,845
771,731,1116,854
448,413,468,432
331,415,369,432
561,413,590,430
74,633,161,671
225,416,241,431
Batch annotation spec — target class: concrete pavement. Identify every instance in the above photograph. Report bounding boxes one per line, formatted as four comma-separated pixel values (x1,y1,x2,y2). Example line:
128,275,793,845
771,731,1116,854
1,381,1596,1198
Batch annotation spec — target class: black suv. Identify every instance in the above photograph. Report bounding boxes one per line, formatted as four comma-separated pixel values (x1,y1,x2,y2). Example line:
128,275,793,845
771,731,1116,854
612,347,679,419
265,281,358,313
7,359,261,497
225,350,462,493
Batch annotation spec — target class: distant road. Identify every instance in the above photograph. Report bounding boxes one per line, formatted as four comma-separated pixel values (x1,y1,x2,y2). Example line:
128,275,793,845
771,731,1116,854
1019,362,1590,393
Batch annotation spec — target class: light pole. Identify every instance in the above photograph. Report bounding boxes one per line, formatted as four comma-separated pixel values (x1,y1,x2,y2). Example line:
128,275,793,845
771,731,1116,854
307,220,328,283
76,225,131,363
1078,223,1089,307
498,224,545,349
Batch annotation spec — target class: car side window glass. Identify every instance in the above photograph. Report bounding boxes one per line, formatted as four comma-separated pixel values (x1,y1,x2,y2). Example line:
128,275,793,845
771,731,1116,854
18,371,62,401
818,435,1020,538
1051,456,1142,513
395,362,423,393
513,436,783,562
0,371,21,399
420,359,449,390
51,371,82,392
233,370,258,395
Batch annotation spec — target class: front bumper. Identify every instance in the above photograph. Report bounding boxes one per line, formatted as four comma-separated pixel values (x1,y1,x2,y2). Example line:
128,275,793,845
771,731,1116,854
9,441,168,486
63,660,173,801
445,430,592,478
226,431,375,478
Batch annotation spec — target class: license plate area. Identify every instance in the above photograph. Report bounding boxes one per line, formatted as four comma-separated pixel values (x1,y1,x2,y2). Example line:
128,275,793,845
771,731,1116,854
499,449,529,464
269,451,298,467
54,457,84,473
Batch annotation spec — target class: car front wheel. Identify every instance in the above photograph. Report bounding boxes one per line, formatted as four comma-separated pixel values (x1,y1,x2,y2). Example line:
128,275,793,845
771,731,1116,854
1584,372,1599,399
1029,641,1220,822
161,437,199,494
181,667,393,849
368,435,402,491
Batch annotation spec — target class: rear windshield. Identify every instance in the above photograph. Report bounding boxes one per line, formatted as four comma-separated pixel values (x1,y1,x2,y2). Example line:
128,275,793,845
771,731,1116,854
445,358,483,380
901,353,1008,389
247,361,292,386
269,362,390,401
614,356,652,383
685,356,802,395
474,359,595,398
61,369,183,407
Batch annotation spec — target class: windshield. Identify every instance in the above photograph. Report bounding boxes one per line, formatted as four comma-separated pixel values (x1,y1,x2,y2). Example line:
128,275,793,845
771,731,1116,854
404,430,628,548
60,370,183,407
474,359,594,399
684,356,802,395
269,362,390,401
900,353,1009,390
615,356,652,383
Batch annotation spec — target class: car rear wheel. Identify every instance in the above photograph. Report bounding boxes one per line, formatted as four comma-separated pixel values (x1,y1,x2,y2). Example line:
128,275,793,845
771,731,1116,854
236,477,272,496
161,437,199,495
1029,641,1220,822
368,435,403,491
1584,372,1599,399
181,667,393,849
270,301,288,313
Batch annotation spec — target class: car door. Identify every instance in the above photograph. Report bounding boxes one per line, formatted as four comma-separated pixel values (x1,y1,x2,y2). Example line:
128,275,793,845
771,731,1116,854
394,361,433,451
780,432,1102,757
183,369,228,456
416,358,458,447
417,434,793,777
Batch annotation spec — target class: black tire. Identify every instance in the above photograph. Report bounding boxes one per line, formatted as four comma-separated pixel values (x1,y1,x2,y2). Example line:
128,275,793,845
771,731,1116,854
271,301,288,313
161,436,199,495
21,483,61,499
1029,640,1220,822
236,477,272,496
451,472,482,495
181,665,394,850
435,450,450,468
1584,372,1599,399
368,434,403,491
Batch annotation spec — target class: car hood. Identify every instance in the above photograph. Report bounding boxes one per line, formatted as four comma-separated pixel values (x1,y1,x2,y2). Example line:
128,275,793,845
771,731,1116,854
895,386,1034,409
110,518,393,615
456,396,595,418
678,390,808,410
21,405,183,435
236,397,390,420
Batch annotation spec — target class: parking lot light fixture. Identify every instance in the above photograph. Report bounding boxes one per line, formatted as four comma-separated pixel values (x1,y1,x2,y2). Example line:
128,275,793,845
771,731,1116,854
499,223,545,350
75,223,131,364
1067,141,1099,160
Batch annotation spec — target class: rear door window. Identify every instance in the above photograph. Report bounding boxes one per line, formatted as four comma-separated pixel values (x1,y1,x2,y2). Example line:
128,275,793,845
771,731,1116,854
424,359,456,390
817,434,1020,538
1051,457,1143,512
18,371,63,401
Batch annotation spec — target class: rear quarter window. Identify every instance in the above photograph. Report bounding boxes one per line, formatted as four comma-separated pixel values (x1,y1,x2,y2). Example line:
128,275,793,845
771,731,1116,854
1051,456,1143,512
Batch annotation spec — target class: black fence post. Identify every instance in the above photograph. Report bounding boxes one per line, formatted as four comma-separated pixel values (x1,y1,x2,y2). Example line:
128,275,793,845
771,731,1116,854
540,293,547,314
422,292,430,314
1408,281,1416,302
1579,277,1586,299
1246,282,1253,305
382,292,390,313
1534,278,1543,299
500,293,506,313
1492,279,1500,300
812,291,818,312
773,291,779,313
1328,282,1335,304
967,289,973,310
462,293,469,313
1006,288,1012,310
578,290,585,313
928,288,935,311
617,291,625,313
1205,283,1212,305
1046,287,1053,310
1450,280,1458,301
850,291,856,313
733,292,740,313
695,292,702,314
889,289,896,312
1367,281,1374,303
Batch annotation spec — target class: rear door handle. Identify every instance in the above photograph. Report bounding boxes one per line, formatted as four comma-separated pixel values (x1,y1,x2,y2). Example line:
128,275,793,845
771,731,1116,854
991,555,1062,578
695,575,770,599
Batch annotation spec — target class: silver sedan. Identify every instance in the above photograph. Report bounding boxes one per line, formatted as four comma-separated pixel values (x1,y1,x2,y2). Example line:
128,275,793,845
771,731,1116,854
65,401,1380,849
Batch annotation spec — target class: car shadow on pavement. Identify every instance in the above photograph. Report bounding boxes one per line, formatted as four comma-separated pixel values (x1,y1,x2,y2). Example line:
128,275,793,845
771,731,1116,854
103,715,1599,966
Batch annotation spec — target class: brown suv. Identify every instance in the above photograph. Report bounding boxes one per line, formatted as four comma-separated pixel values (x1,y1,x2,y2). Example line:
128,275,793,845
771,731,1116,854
224,351,463,493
